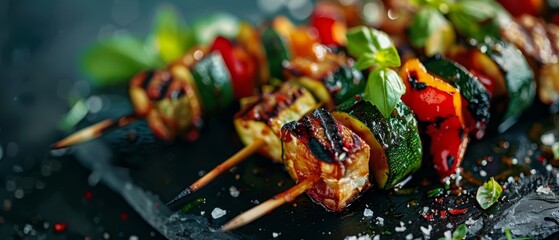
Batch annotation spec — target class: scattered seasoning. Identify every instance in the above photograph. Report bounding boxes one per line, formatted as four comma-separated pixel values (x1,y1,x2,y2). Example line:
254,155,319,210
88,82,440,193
405,233,413,240
448,208,468,215
465,218,477,225
440,225,469,239
272,232,280,238
211,208,227,219
536,185,553,195
420,225,432,236
375,217,384,226
181,198,205,213
84,191,93,200
120,212,128,221
53,223,68,233
395,221,406,232
363,208,373,217
427,188,444,198
229,186,240,198
440,210,447,219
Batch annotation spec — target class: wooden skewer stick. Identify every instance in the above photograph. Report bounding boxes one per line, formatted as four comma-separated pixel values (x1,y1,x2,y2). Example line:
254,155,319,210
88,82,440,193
52,114,138,149
166,138,266,205
221,175,320,232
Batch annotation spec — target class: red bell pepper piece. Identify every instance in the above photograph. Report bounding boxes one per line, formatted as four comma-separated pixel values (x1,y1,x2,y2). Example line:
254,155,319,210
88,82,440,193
400,59,468,180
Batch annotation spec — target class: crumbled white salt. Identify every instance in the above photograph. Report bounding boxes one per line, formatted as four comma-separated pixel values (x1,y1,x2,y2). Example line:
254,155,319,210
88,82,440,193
229,186,240,197
421,225,432,236
211,208,227,219
200,211,205,216
375,217,384,226
395,221,406,232
444,230,452,239
537,185,553,195
272,232,280,238
344,234,372,240
465,217,477,225
405,233,413,239
363,208,373,217
129,236,138,240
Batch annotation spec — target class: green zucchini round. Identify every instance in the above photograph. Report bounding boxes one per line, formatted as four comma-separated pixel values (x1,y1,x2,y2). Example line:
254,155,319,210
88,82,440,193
261,28,292,80
333,100,422,189
191,52,234,113
472,38,535,132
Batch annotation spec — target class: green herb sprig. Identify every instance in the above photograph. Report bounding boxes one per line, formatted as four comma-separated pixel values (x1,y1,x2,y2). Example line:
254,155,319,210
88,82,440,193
410,0,511,51
438,223,467,240
346,26,405,118
476,177,503,209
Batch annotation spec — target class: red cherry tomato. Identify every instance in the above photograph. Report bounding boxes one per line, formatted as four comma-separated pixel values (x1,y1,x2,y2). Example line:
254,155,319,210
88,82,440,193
310,3,346,46
209,36,256,99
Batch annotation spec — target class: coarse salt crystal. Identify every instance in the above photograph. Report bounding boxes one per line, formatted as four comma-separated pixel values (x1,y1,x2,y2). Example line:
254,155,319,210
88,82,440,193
395,222,406,232
229,186,240,197
421,225,432,236
465,218,477,225
211,208,227,219
375,217,384,226
363,208,373,217
272,232,280,238
405,233,413,239
537,185,553,195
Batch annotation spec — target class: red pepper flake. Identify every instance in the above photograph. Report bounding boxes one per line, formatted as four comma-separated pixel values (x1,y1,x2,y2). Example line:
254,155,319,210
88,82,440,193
435,197,444,204
422,213,434,221
84,191,93,200
53,223,68,233
120,212,128,221
440,210,447,218
448,208,468,215
538,155,547,163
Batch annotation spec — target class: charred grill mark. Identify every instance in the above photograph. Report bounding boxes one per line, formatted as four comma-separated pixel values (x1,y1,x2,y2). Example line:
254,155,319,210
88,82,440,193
309,137,335,163
236,84,305,123
407,70,427,90
141,70,155,90
313,108,345,160
170,88,186,100
283,108,349,164
157,75,173,101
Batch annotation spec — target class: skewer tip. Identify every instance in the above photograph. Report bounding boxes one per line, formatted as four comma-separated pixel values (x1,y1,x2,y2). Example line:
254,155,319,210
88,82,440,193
166,187,193,206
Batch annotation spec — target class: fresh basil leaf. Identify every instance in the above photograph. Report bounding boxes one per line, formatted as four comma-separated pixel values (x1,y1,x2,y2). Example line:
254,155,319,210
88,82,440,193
448,0,504,40
346,26,400,69
81,34,162,86
363,68,406,118
437,223,467,240
346,26,378,58
374,47,401,68
151,4,194,63
476,177,502,209
452,224,468,239
191,12,239,44
409,7,455,56
354,53,377,70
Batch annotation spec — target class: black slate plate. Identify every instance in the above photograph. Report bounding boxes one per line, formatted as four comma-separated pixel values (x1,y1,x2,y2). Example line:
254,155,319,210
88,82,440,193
63,92,559,239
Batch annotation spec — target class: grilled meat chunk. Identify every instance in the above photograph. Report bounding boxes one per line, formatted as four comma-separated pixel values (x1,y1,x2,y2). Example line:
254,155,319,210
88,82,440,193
281,108,371,212
234,82,317,163
502,15,559,104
